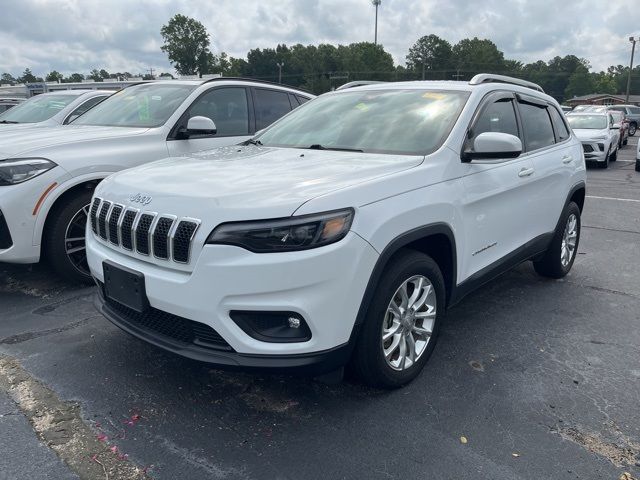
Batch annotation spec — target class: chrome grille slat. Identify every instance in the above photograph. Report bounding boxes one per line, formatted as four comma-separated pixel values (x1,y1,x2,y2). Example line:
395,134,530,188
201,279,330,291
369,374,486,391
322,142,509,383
92,200,200,265
135,213,156,256
97,201,111,240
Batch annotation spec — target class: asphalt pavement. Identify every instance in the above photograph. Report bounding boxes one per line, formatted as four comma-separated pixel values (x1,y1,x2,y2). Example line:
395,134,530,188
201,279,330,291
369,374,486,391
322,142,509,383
1,139,639,480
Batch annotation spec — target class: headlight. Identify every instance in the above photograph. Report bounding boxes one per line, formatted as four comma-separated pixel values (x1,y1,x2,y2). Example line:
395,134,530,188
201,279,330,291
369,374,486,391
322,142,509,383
206,208,354,253
0,158,57,185
590,136,607,140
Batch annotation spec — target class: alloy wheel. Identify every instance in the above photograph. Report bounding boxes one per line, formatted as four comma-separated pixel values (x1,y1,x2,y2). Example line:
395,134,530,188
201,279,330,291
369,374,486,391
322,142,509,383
560,213,578,268
64,203,91,276
381,275,436,371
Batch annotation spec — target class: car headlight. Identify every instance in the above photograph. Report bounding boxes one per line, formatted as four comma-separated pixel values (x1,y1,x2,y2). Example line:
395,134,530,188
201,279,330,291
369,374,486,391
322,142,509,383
590,136,607,141
206,208,354,253
0,158,57,185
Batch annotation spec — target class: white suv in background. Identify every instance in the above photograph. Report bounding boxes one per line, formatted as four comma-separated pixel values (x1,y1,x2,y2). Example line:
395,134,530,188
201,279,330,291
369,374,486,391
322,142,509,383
87,74,586,388
0,79,312,281
566,111,620,169
0,90,113,131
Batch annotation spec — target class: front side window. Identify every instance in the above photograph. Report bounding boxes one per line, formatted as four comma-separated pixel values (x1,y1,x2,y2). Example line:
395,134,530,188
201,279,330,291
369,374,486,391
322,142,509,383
471,98,519,139
518,102,555,151
73,84,196,128
0,94,77,123
254,89,293,130
257,89,470,156
186,87,249,136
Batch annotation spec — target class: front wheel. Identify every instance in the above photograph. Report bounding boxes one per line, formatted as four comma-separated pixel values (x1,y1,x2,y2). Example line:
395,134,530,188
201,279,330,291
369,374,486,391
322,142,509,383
351,250,445,389
43,190,94,284
610,146,617,162
533,202,581,279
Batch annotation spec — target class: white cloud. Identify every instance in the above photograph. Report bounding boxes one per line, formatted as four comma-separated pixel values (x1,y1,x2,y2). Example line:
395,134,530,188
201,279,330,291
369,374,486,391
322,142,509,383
0,0,637,77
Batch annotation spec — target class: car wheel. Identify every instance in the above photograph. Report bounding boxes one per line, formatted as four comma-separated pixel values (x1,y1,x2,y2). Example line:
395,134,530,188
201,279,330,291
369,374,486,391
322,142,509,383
610,147,617,162
533,202,581,279
351,250,445,389
623,136,628,145
636,159,640,172
44,190,94,284
598,148,610,169
629,122,637,136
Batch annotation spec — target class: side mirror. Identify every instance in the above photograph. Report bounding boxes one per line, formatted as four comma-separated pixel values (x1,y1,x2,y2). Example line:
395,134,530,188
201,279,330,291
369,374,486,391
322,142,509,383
462,132,522,162
612,124,620,129
181,116,217,138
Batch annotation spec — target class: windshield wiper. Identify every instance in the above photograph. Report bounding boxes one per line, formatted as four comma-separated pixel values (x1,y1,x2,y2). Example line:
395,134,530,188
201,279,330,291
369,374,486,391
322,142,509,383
0,120,19,124
306,144,363,152
241,138,263,146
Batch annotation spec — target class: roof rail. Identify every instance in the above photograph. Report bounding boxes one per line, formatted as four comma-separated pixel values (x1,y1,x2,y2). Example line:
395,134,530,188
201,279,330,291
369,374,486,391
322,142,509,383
200,76,313,95
469,74,544,93
336,81,386,91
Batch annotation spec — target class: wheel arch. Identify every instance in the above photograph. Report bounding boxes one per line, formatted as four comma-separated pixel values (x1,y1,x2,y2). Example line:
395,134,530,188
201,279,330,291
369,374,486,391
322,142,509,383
33,175,106,247
353,223,457,332
567,181,586,213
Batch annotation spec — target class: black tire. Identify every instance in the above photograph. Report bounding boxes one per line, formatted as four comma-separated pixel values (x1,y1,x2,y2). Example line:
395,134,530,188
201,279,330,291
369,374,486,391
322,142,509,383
636,159,640,172
623,136,628,146
598,149,610,169
629,122,637,136
43,190,94,284
350,250,446,389
533,202,581,279
610,147,617,162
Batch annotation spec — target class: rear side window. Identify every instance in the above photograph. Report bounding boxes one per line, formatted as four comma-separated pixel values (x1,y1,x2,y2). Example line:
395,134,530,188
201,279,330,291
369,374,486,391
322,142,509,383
518,102,555,151
296,95,310,105
630,106,640,114
471,98,519,139
254,88,293,130
548,107,570,142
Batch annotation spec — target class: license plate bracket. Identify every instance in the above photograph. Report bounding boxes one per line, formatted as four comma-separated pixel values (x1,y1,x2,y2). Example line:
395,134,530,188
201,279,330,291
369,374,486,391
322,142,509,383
103,260,149,313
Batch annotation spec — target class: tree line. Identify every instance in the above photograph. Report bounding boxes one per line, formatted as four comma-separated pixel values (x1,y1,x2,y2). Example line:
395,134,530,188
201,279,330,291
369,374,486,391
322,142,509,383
2,14,639,103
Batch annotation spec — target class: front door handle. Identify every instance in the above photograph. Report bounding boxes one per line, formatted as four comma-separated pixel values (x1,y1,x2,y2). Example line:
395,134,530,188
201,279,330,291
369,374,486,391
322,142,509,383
518,167,535,178
562,155,574,164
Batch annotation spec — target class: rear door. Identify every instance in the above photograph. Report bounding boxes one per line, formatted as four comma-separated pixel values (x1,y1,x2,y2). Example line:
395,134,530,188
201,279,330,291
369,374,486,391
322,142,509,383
251,87,295,132
460,92,536,279
166,86,253,155
518,96,575,236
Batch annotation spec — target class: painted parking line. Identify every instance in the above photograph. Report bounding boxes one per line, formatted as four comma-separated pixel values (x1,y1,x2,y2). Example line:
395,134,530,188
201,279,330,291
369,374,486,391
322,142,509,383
586,195,640,203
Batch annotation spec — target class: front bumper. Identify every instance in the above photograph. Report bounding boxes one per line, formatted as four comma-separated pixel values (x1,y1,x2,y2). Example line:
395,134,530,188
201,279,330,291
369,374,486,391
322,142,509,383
581,141,607,162
0,181,46,263
88,230,379,361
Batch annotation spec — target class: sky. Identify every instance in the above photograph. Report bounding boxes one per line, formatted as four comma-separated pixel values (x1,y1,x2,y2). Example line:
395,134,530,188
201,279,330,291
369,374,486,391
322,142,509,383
0,0,638,78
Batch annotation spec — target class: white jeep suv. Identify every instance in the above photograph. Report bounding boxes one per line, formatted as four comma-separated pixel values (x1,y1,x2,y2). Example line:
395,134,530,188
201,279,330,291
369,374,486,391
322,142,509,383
0,79,312,281
87,75,586,388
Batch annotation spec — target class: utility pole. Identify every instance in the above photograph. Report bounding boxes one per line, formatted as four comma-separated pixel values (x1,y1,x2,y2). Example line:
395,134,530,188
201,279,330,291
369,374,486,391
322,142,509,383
276,62,284,84
452,69,463,80
148,67,155,79
372,0,381,45
626,36,637,103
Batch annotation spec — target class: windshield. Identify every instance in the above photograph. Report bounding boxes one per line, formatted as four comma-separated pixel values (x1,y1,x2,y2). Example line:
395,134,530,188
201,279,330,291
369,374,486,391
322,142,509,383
73,83,196,128
256,89,469,155
0,94,76,123
567,115,608,129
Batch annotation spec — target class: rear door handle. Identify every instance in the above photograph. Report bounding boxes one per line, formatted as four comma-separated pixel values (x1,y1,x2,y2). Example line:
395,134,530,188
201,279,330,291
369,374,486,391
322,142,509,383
562,155,574,164
518,167,535,177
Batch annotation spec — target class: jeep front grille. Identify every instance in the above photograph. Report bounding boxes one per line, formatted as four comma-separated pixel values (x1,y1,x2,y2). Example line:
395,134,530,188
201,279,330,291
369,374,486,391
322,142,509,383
91,197,200,264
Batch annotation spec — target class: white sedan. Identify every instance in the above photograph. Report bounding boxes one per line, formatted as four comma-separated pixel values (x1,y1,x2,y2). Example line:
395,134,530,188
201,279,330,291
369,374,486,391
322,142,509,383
0,90,113,131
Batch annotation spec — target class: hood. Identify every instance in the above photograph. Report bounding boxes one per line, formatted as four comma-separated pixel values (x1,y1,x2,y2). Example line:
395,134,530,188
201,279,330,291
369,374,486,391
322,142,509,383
0,125,149,158
572,128,608,141
97,144,423,223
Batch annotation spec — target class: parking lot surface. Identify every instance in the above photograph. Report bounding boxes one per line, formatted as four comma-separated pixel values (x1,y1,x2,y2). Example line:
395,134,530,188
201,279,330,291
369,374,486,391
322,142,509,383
1,140,639,479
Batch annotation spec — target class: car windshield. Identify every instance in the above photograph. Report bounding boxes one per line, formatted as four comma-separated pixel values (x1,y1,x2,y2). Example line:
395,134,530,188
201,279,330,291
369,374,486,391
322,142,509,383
567,115,607,129
73,83,196,128
256,89,470,155
0,94,77,123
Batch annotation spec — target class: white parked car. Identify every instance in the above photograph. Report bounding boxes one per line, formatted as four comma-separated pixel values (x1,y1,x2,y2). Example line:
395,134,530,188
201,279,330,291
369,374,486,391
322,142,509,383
87,74,586,388
566,112,620,168
0,79,313,281
0,90,113,131
636,138,640,172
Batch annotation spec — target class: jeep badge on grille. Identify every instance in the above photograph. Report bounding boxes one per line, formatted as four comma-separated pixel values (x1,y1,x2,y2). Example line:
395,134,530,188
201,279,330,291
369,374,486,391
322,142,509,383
129,193,153,206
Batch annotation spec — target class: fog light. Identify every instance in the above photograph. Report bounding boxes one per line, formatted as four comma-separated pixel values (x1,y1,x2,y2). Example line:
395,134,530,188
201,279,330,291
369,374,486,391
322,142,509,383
230,311,311,343
598,143,605,151
288,317,301,329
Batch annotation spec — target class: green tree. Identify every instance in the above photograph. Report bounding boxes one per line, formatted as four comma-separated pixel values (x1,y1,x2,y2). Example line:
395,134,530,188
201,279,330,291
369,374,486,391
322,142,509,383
65,73,85,83
159,72,174,79
19,68,38,83
564,71,596,99
451,38,505,78
45,70,64,82
89,69,103,81
160,14,213,76
406,34,452,79
99,69,110,80
1,73,16,84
